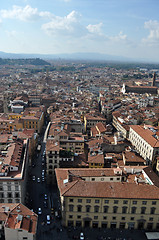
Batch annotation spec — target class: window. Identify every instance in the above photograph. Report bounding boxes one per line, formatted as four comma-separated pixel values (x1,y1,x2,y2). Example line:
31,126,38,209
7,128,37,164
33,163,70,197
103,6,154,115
0,193,4,198
49,160,53,163
94,206,99,213
150,207,156,214
15,192,20,198
122,207,127,214
131,217,134,220
103,216,107,220
142,201,147,205
69,205,74,212
94,216,98,219
77,205,82,212
114,200,118,204
78,199,82,203
113,206,118,213
77,215,81,219
86,205,91,213
95,199,99,203
86,199,91,203
49,165,53,169
8,186,11,191
121,217,125,220
92,178,95,181
110,178,113,181
132,201,137,205
131,207,136,214
103,206,109,213
69,215,73,219
112,216,116,220
141,207,146,214
69,199,74,202
152,201,156,205
7,192,12,198
149,217,153,221
123,200,128,204
105,200,109,204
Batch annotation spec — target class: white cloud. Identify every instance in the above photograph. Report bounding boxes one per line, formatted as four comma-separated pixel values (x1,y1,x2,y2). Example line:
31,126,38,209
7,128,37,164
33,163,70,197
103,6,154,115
142,20,159,45
41,10,86,37
0,5,52,21
86,23,103,35
109,31,127,42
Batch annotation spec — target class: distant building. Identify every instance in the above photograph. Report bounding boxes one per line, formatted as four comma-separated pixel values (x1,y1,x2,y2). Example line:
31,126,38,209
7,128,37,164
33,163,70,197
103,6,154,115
121,83,158,94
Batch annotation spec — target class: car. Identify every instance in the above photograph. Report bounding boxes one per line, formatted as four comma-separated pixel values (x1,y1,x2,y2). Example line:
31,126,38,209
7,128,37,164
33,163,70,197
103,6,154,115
43,201,47,208
44,194,47,200
32,176,36,181
38,208,42,215
37,178,40,183
80,232,84,240
46,215,50,224
42,177,45,182
42,171,45,177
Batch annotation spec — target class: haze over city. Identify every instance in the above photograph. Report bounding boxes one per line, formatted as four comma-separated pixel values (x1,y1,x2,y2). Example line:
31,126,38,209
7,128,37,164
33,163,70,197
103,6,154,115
0,0,159,62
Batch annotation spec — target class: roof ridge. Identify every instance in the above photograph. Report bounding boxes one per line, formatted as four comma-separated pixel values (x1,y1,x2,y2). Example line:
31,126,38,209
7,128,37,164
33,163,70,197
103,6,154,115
62,180,79,196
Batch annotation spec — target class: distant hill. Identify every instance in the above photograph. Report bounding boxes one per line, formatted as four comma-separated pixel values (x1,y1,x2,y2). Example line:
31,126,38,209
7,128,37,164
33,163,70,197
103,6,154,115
0,51,158,64
0,51,137,62
0,57,50,66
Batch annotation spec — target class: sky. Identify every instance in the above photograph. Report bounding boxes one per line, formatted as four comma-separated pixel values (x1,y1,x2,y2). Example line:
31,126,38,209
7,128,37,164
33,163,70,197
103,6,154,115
0,0,159,62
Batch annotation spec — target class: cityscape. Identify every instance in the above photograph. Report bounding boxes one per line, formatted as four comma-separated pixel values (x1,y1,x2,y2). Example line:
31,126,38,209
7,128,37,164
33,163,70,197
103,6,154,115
0,58,158,240
1,1,159,240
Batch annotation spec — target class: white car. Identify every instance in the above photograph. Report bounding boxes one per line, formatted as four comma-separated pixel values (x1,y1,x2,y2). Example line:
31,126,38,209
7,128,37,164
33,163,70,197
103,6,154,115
37,178,40,183
46,215,50,224
80,232,84,240
44,194,47,200
32,176,36,181
38,208,42,215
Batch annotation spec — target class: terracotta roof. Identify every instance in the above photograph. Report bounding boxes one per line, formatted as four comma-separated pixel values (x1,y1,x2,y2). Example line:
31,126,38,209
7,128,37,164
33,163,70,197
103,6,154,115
130,125,159,148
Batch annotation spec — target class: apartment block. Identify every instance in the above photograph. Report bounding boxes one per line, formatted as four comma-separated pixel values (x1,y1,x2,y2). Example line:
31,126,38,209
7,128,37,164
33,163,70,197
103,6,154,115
56,167,159,231
129,125,159,165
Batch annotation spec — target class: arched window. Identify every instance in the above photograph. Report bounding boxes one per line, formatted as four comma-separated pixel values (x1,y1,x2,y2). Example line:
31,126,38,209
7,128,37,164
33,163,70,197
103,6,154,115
103,206,109,213
86,205,91,212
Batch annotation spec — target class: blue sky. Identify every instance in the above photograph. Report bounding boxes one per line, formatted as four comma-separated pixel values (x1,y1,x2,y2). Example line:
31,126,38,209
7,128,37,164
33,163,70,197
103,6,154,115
0,0,159,62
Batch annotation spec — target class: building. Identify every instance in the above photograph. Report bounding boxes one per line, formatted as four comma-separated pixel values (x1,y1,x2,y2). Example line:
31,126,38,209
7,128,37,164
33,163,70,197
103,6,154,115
56,167,159,230
129,125,159,165
0,138,29,204
121,83,158,94
0,203,37,240
84,115,107,135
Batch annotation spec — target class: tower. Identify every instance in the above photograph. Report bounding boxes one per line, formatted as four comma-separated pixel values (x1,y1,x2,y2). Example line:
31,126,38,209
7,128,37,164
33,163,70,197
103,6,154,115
152,72,156,86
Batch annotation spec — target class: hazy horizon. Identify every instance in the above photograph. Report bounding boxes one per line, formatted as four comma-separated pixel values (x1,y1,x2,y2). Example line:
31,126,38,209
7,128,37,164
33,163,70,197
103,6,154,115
0,0,159,62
